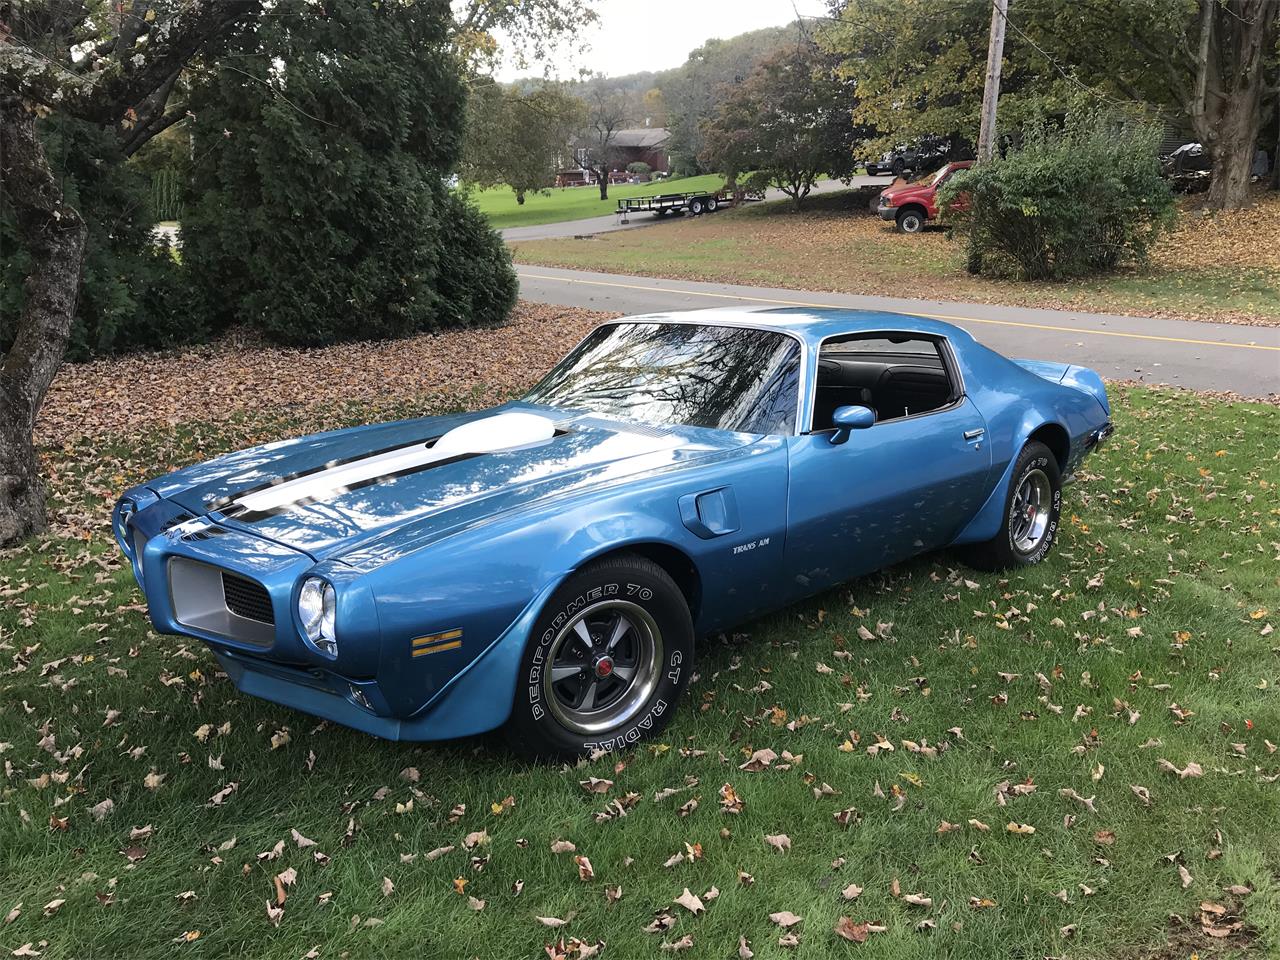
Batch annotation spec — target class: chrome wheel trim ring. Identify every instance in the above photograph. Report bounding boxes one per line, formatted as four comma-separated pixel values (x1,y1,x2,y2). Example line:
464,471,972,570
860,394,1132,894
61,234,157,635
1011,467,1053,553
543,600,663,735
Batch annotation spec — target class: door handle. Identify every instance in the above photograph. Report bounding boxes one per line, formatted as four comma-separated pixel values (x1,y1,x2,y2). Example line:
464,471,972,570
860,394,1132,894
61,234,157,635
963,428,985,441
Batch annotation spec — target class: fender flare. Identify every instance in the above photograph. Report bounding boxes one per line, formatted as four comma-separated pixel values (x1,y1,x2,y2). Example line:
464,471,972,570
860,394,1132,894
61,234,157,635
950,420,1061,547
400,533,700,740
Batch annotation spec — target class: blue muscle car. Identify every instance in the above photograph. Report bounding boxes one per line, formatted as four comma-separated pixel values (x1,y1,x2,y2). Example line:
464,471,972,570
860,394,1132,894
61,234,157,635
113,308,1113,757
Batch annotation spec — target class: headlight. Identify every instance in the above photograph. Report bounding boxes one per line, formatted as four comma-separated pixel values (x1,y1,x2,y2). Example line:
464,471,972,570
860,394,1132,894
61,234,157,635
298,577,338,657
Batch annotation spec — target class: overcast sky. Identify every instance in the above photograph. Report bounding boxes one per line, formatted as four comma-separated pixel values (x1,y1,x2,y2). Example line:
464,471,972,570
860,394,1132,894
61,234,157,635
493,0,832,82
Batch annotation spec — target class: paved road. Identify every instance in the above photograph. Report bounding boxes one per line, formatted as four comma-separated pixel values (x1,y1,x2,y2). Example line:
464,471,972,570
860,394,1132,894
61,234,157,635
516,265,1280,398
500,176,892,242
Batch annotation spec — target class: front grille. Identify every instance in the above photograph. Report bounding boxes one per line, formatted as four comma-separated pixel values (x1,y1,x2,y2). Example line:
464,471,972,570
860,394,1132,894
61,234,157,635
222,572,275,624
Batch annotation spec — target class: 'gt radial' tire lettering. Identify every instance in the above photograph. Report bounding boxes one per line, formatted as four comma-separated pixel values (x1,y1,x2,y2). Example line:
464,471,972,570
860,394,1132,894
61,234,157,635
505,554,694,760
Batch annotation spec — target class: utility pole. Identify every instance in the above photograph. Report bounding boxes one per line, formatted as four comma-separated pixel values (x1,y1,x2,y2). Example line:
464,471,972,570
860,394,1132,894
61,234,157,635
977,0,1008,162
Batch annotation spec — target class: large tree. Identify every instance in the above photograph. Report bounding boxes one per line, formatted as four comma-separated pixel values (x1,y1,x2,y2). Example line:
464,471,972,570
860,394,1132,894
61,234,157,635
573,80,633,201
663,25,793,175
462,79,585,203
1015,0,1278,209
820,0,1050,158
0,0,259,544
701,41,860,209
823,0,1279,210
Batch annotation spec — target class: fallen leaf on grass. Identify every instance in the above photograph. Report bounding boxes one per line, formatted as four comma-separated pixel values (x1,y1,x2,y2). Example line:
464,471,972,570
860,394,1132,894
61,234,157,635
675,888,704,914
575,855,594,881
769,910,802,928
659,935,694,952
739,748,777,772
1157,759,1204,779
764,834,791,853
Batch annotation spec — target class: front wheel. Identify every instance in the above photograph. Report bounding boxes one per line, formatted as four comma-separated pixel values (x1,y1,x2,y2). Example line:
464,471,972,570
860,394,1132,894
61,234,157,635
964,441,1062,570
688,198,705,215
896,208,925,233
505,555,694,759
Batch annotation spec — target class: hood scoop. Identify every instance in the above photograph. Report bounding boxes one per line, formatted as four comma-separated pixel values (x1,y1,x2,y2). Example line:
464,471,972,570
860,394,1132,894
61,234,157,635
217,412,562,520
433,411,559,453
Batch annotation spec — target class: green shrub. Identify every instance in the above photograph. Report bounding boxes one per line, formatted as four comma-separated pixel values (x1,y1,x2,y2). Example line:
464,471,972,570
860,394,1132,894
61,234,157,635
941,117,1175,280
626,161,652,176
181,0,513,348
436,191,518,329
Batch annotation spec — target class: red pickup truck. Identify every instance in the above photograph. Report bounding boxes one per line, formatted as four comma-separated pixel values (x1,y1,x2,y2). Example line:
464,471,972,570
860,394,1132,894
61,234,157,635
877,160,973,233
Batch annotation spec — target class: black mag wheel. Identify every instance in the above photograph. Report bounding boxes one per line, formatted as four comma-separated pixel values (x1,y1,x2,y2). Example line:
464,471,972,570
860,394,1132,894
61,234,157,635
542,600,662,735
505,554,693,759
964,440,1062,570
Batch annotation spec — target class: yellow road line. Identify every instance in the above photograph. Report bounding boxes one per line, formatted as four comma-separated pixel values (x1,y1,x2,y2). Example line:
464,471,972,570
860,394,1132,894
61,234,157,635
516,270,1280,353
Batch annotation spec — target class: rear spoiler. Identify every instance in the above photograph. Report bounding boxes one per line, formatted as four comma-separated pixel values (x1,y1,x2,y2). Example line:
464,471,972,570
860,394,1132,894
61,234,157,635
1014,359,1110,416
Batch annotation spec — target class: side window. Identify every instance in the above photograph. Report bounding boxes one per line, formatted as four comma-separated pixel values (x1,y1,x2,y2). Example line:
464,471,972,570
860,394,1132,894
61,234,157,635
812,334,958,431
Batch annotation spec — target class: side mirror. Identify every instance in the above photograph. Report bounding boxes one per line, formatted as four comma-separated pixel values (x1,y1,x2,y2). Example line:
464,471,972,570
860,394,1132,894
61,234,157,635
830,405,875,445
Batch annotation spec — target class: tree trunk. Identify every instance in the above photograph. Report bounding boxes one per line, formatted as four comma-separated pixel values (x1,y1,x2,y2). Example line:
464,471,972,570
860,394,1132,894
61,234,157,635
0,100,88,545
1272,97,1279,191
597,173,608,201
1198,1,1276,209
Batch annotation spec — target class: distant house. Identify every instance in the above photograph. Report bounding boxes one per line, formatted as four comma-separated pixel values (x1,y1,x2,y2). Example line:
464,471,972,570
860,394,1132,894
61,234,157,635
555,127,672,186
611,128,672,173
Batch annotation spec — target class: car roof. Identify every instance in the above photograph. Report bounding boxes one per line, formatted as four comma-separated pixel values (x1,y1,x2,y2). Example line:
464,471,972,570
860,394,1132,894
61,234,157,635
606,306,978,350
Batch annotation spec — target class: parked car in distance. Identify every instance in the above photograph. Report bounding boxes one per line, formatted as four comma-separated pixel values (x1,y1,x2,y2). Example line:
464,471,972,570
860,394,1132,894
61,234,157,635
1160,141,1212,193
877,160,973,233
113,308,1112,758
865,136,953,177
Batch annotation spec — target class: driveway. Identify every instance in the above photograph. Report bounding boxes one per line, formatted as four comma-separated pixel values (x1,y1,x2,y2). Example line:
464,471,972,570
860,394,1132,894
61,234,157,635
515,265,1280,398
499,175,892,243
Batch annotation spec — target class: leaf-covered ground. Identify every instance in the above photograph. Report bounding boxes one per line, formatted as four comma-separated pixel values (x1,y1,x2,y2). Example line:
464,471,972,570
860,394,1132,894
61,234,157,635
3,309,1279,960
510,186,1280,328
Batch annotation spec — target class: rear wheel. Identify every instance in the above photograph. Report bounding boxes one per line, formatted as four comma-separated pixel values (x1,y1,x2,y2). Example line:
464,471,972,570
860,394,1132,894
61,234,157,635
689,197,705,215
705,197,719,212
891,158,906,177
965,441,1062,570
505,555,693,759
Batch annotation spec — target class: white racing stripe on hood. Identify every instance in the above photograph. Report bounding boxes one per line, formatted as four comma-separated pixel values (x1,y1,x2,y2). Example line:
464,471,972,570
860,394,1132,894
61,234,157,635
230,412,559,515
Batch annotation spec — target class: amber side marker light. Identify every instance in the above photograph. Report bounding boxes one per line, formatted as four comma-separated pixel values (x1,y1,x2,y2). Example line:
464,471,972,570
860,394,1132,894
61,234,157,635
411,628,463,657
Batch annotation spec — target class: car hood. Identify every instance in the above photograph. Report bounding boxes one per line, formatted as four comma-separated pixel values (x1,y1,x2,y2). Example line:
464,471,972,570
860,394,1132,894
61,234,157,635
882,183,932,203
157,403,756,562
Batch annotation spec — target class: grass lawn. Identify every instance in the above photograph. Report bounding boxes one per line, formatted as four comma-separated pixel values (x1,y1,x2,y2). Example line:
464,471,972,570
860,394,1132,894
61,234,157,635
470,176,729,230
2,332,1278,958
511,187,1280,327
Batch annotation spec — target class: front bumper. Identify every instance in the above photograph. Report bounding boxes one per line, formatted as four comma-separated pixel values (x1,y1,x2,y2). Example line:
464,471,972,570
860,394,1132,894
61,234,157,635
877,204,896,221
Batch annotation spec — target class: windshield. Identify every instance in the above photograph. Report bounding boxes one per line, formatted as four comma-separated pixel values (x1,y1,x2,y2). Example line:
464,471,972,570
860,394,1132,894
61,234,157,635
525,322,801,435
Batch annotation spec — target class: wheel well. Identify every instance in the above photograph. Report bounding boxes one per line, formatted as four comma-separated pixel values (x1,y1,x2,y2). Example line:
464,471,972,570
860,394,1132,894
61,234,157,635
1028,422,1070,472
585,543,702,622
897,204,927,218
